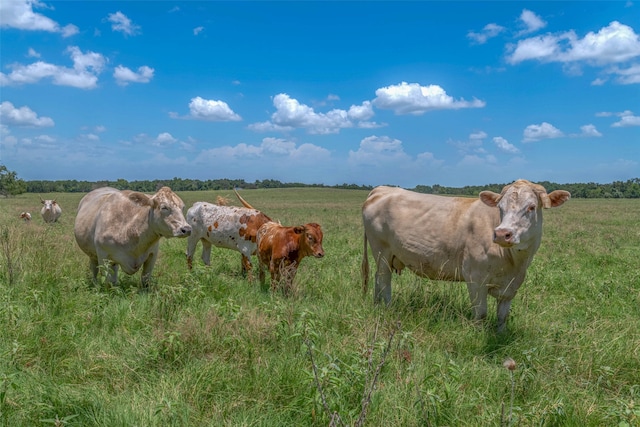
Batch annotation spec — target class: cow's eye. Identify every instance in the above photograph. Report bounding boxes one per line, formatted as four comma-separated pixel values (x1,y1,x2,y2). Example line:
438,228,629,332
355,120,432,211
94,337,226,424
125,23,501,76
161,204,170,212
527,204,536,212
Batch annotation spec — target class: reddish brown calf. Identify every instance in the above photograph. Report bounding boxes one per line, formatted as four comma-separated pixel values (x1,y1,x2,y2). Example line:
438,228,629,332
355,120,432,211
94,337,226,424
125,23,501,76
256,221,325,293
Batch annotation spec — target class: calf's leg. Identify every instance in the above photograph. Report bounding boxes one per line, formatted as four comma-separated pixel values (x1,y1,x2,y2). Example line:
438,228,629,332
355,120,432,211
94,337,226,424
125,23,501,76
201,240,212,266
186,235,198,270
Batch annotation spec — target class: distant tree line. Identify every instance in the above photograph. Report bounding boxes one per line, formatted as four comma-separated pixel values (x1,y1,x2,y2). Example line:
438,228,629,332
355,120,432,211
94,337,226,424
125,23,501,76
23,177,371,194
1,165,639,198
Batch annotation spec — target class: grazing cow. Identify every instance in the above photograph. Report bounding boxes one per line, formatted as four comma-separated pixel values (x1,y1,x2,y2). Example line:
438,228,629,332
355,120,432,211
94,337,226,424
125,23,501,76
256,221,325,293
361,179,570,332
40,198,62,223
185,194,272,280
74,186,191,287
19,212,32,222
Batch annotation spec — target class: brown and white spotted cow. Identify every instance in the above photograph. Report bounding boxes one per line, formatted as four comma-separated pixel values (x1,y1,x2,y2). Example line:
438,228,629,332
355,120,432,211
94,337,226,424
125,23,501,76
362,179,570,332
256,221,325,293
185,191,271,281
19,212,32,222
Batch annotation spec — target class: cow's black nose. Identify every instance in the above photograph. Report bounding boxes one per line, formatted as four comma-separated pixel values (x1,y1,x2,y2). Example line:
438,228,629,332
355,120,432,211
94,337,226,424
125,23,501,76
181,225,192,236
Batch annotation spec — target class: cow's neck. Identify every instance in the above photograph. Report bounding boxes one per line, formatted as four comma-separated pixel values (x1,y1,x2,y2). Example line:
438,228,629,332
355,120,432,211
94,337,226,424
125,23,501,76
127,208,162,253
501,236,541,270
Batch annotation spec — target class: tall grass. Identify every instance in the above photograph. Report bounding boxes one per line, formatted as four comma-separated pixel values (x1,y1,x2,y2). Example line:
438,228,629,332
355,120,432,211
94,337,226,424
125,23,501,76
1,189,639,426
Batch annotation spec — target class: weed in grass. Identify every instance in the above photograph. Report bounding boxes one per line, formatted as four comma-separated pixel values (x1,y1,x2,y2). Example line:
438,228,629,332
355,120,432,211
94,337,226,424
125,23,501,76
0,226,21,286
501,357,517,427
39,413,79,426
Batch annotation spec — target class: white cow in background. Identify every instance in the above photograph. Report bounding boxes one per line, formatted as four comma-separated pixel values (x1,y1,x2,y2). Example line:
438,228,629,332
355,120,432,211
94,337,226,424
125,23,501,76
40,198,62,223
361,179,570,332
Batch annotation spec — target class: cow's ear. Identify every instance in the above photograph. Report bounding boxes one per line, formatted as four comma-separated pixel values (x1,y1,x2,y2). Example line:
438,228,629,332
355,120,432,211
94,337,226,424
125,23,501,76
479,191,501,207
293,226,305,234
127,191,153,207
547,190,571,208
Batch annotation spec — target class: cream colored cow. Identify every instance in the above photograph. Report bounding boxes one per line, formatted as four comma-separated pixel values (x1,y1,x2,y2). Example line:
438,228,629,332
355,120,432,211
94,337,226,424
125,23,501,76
40,198,61,223
361,179,570,332
74,186,191,287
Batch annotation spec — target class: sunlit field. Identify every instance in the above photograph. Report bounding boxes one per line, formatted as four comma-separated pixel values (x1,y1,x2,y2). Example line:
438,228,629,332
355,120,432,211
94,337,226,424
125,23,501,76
1,188,639,426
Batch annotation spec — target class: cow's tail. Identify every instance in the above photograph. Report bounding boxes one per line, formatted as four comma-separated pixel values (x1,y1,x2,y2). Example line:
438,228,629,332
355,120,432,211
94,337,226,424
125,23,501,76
234,188,256,210
361,231,370,295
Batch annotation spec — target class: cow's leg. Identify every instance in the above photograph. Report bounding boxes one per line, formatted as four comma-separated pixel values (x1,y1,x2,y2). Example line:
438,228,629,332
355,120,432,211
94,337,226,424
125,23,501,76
466,282,488,323
496,298,512,333
374,262,392,305
258,262,266,286
201,240,212,266
96,250,118,285
241,255,253,281
269,260,281,292
141,252,158,288
89,258,99,280
186,235,197,270
101,259,119,286
106,262,118,285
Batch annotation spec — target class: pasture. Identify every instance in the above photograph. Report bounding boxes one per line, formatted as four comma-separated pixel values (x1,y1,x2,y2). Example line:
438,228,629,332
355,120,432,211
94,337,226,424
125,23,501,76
0,188,639,426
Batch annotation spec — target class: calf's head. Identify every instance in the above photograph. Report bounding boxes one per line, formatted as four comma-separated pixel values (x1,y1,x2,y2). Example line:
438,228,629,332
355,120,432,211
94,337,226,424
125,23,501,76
480,179,570,248
298,223,325,258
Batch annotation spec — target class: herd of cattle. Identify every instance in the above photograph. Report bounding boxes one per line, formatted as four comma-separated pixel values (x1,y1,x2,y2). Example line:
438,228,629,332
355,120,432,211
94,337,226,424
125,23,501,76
18,179,570,332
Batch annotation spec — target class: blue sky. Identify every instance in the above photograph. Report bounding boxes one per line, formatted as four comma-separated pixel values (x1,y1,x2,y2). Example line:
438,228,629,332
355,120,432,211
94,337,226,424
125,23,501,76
1,1,639,188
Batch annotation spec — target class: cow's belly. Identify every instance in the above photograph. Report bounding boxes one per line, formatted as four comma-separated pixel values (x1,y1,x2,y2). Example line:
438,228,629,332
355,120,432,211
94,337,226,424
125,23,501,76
111,250,152,275
206,229,254,253
391,242,466,282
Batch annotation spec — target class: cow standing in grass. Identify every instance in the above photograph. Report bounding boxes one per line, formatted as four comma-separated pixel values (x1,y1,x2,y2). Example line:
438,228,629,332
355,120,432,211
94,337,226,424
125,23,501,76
185,190,272,281
361,179,570,332
74,186,191,287
40,199,61,223
256,221,325,294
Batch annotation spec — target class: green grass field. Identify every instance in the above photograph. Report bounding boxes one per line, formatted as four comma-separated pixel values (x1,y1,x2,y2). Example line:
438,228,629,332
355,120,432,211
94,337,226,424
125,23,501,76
1,188,639,426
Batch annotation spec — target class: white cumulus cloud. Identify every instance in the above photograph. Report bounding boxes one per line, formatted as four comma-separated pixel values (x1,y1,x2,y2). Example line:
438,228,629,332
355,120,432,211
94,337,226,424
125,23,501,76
154,132,177,146
0,101,54,127
0,0,78,37
113,65,154,85
196,137,330,164
0,46,106,89
507,21,640,66
106,11,140,36
522,122,564,142
174,96,242,122
517,9,546,36
252,93,380,134
612,110,640,127
468,23,505,44
605,63,640,84
493,136,520,153
373,82,486,115
576,124,602,137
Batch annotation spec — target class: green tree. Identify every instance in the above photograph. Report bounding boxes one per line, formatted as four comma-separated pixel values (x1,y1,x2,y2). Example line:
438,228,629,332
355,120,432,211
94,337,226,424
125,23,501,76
0,165,27,197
